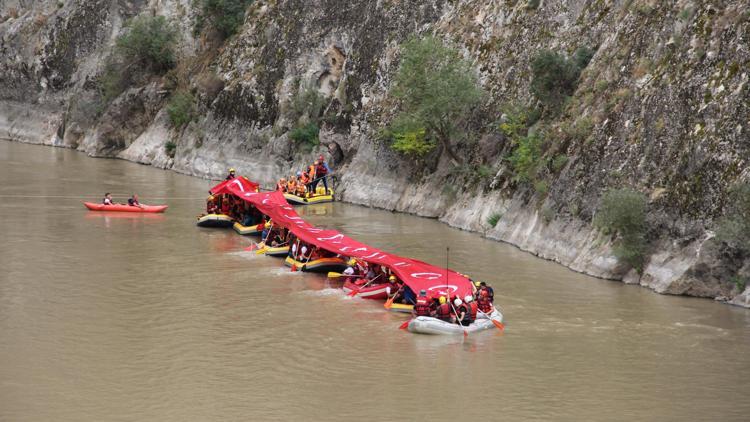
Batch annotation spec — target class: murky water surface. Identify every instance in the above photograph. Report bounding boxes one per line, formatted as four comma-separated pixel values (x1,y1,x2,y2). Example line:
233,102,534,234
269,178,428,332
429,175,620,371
1,140,749,421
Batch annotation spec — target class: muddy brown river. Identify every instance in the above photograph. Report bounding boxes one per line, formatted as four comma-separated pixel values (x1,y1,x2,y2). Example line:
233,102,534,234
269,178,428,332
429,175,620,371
1,140,749,421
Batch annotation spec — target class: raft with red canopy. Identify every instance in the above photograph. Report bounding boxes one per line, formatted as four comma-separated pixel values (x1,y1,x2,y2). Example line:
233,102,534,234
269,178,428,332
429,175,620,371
210,177,475,299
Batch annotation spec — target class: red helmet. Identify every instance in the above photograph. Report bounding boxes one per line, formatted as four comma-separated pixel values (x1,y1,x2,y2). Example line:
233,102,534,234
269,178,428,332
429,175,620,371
318,155,325,161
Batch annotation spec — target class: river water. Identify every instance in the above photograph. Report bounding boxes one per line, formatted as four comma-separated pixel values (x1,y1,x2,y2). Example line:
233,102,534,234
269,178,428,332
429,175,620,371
0,139,749,421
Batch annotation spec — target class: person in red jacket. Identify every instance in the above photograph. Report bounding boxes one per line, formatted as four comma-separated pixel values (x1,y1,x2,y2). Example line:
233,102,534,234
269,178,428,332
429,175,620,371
464,295,478,321
413,290,434,317
476,289,492,314
435,296,452,322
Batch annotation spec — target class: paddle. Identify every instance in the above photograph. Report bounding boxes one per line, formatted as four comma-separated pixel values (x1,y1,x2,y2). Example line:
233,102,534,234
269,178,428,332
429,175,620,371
347,273,382,297
384,286,402,310
252,221,274,254
327,272,366,279
299,247,315,271
477,306,505,331
450,299,468,338
399,320,409,330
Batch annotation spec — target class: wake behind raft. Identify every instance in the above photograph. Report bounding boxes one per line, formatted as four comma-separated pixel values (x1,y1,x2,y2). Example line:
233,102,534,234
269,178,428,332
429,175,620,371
202,175,505,335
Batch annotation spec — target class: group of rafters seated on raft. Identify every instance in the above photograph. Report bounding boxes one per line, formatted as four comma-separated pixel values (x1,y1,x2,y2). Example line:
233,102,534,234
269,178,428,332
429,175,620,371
261,225,290,247
408,282,494,326
341,258,496,325
275,154,332,197
204,193,266,226
287,235,341,261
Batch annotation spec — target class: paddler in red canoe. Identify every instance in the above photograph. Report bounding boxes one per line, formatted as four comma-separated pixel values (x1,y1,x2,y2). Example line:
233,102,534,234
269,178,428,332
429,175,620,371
127,194,144,209
103,193,115,205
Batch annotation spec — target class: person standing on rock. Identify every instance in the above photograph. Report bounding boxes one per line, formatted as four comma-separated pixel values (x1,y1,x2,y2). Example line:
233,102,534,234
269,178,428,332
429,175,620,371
225,168,236,180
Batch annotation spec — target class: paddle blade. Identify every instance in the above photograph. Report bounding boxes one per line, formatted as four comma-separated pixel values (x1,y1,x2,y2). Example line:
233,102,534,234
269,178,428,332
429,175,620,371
244,244,257,251
384,296,395,309
399,320,409,330
327,272,343,278
347,288,358,297
291,265,297,272
463,330,468,338
492,320,505,330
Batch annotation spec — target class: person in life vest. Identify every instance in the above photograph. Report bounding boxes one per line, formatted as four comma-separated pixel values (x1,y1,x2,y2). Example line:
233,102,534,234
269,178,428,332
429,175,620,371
306,161,318,194
103,193,114,205
313,155,331,195
220,196,232,215
286,176,298,195
464,295,478,321
206,195,219,214
454,297,473,326
478,281,495,301
476,289,493,314
295,171,307,196
413,290,433,317
127,194,143,208
225,168,236,180
276,178,287,192
298,170,310,187
435,296,453,322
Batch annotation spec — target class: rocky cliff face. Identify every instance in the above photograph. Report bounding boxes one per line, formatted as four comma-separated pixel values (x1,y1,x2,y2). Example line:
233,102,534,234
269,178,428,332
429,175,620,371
1,0,748,306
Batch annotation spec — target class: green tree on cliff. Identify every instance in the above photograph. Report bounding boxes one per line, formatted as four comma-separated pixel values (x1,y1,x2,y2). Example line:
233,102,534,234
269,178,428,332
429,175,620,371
389,35,482,163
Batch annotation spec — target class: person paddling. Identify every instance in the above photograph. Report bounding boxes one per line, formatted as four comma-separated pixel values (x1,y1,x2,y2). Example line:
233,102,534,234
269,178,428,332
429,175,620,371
435,296,453,322
413,290,434,317
127,194,143,208
102,193,114,205
455,297,472,326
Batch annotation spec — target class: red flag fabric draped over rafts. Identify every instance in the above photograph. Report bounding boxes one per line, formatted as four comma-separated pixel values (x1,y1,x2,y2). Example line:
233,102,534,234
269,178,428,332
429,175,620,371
209,178,475,299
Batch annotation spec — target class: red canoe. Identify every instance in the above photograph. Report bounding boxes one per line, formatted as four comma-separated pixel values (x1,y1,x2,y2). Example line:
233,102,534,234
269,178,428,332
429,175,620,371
83,202,168,213
342,280,390,300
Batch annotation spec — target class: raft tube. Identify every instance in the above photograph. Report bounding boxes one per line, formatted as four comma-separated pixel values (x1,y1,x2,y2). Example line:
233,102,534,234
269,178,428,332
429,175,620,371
387,303,414,314
283,189,335,205
406,308,504,335
284,256,347,273
84,202,168,213
196,213,234,228
233,222,263,235
342,280,390,300
264,245,290,257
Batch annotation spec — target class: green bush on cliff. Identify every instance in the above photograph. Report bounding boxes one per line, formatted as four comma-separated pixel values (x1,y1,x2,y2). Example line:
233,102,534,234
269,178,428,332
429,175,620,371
116,15,178,73
717,183,750,254
508,133,543,183
389,35,482,163
594,188,649,272
167,91,195,128
290,123,320,149
530,47,593,114
197,0,253,39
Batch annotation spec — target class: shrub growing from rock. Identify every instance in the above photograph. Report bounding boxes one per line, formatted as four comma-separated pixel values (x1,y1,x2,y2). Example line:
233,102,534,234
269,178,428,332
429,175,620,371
116,15,178,73
389,35,482,163
197,0,253,39
166,91,195,128
594,188,649,272
717,183,750,254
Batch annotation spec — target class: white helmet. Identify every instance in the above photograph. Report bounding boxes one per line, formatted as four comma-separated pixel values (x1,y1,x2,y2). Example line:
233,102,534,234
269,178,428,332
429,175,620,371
454,298,462,307
464,295,473,303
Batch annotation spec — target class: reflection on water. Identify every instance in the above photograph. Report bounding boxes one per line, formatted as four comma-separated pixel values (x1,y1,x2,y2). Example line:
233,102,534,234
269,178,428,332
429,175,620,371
1,140,749,422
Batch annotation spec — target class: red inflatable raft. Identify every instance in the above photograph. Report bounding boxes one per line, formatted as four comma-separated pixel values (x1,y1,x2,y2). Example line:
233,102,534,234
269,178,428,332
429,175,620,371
342,279,391,300
83,202,168,213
